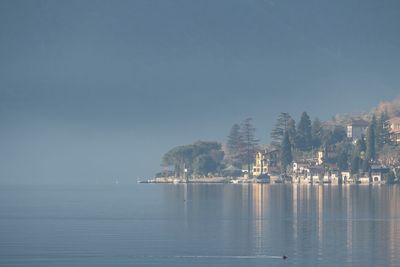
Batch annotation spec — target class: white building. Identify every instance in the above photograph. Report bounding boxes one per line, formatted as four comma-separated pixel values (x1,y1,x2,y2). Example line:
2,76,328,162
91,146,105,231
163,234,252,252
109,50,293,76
371,172,382,183
341,171,351,184
388,117,400,144
347,119,369,140
359,175,370,184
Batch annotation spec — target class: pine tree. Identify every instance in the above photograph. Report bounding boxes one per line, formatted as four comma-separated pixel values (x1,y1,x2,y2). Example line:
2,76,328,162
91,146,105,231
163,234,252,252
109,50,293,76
270,113,292,147
296,112,312,151
280,131,293,173
366,115,376,161
287,118,297,150
240,118,259,177
311,117,323,149
226,124,244,168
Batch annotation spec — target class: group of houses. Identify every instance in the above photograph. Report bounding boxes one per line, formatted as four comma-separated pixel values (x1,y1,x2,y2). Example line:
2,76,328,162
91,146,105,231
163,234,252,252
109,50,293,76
347,116,400,143
249,117,400,184
290,162,390,184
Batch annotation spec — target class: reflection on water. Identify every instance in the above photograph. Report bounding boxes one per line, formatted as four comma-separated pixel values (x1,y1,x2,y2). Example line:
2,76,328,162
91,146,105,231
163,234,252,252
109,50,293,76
1,184,400,266
163,184,400,266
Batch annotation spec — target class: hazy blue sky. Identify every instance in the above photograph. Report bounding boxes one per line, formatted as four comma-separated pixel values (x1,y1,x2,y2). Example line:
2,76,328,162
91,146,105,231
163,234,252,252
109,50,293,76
1,0,399,184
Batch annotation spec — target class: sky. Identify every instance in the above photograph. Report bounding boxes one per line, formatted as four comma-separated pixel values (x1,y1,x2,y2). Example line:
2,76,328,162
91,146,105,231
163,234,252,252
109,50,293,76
0,0,399,184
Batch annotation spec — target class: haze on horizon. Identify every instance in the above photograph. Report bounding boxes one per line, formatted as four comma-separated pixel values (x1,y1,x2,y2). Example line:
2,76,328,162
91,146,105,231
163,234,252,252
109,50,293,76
0,0,399,184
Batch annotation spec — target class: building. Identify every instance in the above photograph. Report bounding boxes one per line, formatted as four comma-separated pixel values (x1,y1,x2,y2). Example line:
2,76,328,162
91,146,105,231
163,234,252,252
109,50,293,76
359,174,370,184
252,148,280,177
308,166,324,184
371,165,391,183
331,171,340,184
371,172,382,183
347,119,369,140
293,161,310,174
341,171,351,184
253,151,268,176
387,117,400,144
317,150,324,165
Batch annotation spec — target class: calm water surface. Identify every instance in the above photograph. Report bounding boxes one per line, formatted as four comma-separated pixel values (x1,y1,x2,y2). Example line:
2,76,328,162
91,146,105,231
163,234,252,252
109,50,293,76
1,184,400,266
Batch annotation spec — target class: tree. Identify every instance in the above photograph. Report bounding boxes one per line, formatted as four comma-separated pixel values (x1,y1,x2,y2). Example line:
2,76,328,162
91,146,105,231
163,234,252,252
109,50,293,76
296,112,312,151
337,150,349,171
162,145,194,177
193,154,218,176
225,124,244,168
350,155,361,174
376,111,390,150
162,141,224,178
287,118,297,150
357,134,367,154
280,131,293,173
349,136,367,174
270,113,292,147
330,126,347,144
311,118,323,149
240,118,259,177
366,116,377,161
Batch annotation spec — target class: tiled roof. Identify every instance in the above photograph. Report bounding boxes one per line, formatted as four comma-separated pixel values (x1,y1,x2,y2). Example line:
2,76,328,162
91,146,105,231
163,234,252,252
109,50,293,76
349,119,369,127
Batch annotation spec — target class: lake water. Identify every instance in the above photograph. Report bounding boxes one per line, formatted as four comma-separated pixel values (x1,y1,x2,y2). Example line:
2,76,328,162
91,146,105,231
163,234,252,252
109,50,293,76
1,183,400,267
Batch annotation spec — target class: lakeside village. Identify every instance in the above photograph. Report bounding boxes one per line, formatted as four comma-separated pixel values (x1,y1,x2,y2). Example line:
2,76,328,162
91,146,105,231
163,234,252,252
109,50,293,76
142,99,400,185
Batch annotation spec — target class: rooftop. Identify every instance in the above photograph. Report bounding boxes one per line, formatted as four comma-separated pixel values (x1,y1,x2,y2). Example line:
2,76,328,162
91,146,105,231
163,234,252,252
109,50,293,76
349,118,369,127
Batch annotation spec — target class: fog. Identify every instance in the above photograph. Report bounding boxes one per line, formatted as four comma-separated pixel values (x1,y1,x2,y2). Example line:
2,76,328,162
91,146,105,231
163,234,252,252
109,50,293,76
1,0,399,184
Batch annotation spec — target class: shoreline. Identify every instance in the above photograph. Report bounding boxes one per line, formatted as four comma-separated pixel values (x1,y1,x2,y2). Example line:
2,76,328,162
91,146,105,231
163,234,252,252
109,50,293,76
138,176,389,185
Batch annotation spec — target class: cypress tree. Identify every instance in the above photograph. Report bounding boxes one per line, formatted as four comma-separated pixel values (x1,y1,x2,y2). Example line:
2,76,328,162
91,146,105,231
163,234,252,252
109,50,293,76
280,131,293,173
311,117,323,149
366,115,376,161
296,112,312,151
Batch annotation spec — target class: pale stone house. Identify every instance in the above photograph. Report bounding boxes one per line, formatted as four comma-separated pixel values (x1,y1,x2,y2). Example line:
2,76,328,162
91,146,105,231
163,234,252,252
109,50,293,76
341,171,351,184
388,117,400,144
358,174,370,184
347,119,369,140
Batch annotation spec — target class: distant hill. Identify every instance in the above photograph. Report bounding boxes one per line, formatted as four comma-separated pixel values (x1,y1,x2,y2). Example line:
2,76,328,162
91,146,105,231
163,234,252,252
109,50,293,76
374,97,400,118
331,96,400,125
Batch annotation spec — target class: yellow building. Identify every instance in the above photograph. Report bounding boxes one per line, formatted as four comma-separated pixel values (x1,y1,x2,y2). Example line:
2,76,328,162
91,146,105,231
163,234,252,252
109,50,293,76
253,151,268,176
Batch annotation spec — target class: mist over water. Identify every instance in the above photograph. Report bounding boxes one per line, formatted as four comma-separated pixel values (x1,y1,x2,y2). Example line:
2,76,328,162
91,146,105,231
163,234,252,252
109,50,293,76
1,184,400,267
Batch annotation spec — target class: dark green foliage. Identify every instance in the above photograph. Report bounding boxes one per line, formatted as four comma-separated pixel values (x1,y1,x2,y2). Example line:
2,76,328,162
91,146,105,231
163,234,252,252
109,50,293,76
311,118,323,149
331,126,347,144
162,141,224,177
193,154,218,175
362,158,371,172
240,118,259,176
351,156,361,174
356,134,367,154
322,125,347,147
287,118,297,149
271,113,292,147
226,124,244,168
366,116,376,161
162,145,194,177
337,150,349,171
296,112,312,151
280,131,293,173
